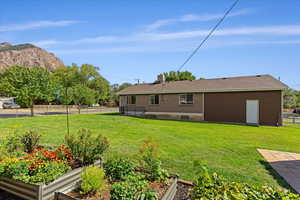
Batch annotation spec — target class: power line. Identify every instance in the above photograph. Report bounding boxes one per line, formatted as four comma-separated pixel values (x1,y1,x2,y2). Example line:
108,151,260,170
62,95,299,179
178,0,240,71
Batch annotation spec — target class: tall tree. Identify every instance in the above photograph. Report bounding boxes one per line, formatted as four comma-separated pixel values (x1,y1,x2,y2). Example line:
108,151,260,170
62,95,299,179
0,65,56,116
158,71,196,82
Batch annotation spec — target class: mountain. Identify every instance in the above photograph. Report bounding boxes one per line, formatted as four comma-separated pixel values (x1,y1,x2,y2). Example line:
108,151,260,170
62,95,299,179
0,42,64,71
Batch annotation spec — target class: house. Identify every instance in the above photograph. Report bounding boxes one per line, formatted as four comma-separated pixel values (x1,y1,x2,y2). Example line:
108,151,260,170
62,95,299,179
118,75,288,126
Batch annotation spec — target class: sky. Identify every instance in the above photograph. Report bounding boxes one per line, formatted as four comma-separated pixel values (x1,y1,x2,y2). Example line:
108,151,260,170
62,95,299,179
1,0,300,89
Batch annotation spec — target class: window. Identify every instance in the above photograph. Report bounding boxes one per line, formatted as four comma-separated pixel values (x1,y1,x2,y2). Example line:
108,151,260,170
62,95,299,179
179,94,193,104
149,95,159,105
127,95,136,104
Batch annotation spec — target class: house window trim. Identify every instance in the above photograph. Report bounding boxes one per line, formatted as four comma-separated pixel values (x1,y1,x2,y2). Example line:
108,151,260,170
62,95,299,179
179,93,194,105
149,95,160,105
127,95,136,105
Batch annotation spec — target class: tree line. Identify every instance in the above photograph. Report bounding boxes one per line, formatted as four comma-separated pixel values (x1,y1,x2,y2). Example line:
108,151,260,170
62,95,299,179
283,88,300,109
0,65,131,116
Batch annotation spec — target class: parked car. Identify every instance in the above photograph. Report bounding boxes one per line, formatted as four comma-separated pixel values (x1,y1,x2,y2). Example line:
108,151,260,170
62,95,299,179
293,108,300,115
3,102,20,109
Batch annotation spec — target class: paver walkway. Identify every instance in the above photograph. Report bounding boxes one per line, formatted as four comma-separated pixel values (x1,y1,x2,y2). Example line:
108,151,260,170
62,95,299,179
258,149,300,194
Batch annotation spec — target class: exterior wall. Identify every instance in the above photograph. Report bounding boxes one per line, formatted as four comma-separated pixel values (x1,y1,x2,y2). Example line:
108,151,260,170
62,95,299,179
204,91,282,126
121,93,204,113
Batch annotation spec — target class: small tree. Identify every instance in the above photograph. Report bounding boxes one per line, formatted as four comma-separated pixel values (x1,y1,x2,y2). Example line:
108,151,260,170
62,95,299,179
69,84,97,114
0,65,56,116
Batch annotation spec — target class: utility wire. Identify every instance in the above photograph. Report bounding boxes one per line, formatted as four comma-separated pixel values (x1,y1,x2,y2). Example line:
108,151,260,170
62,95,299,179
178,0,240,71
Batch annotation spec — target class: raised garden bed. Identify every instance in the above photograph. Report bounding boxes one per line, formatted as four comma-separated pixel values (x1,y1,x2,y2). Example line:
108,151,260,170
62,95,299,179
0,160,101,200
54,177,178,200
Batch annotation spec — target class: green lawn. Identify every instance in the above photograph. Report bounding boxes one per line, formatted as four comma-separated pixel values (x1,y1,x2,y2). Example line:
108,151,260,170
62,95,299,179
1,113,300,189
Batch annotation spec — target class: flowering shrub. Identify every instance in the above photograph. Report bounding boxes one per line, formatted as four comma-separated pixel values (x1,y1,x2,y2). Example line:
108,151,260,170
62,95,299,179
0,146,73,184
65,129,109,165
138,138,168,182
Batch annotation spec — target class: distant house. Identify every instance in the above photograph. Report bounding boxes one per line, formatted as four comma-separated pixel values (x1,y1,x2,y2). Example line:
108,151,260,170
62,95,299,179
118,75,288,126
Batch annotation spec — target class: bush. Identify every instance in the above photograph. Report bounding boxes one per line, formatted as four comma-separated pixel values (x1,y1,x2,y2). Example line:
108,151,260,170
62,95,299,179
20,130,41,153
110,174,150,200
5,132,23,153
191,161,300,200
65,129,109,165
138,138,168,182
103,154,136,181
80,166,107,195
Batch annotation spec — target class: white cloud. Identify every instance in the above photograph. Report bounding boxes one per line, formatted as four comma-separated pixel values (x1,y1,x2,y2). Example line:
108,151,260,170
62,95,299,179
49,39,300,55
32,25,300,48
0,20,81,32
144,9,252,32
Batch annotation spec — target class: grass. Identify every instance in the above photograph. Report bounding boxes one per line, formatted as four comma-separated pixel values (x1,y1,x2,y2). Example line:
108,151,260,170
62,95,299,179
1,113,300,189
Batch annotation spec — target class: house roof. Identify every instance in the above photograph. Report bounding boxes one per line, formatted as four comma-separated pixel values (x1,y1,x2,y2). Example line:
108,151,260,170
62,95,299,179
118,75,288,95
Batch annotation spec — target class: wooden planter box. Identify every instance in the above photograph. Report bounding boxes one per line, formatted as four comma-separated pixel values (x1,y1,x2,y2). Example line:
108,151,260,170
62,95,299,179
0,160,101,200
54,177,178,200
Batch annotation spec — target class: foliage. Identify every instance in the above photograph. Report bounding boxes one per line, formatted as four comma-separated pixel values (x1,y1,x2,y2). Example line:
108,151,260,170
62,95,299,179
52,64,110,105
191,161,300,200
110,174,150,200
0,43,35,51
65,129,109,165
68,84,97,113
103,154,136,181
0,65,56,116
2,130,41,155
4,132,23,154
283,89,300,109
0,146,72,184
20,130,41,153
136,189,157,200
80,166,107,195
138,138,169,182
110,83,132,105
158,70,196,82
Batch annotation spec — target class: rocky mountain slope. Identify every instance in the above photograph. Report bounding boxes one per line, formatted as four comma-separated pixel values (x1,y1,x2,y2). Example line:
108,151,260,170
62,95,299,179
0,42,64,70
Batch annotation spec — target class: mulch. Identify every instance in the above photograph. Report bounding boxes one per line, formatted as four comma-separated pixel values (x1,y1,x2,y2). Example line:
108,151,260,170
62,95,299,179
173,180,193,200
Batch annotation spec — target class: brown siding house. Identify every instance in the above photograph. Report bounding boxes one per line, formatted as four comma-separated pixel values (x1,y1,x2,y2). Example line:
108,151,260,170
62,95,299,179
118,75,287,126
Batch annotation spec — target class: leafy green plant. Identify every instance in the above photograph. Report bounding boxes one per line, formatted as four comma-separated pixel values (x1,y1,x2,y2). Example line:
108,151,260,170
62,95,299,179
136,189,157,200
80,166,107,195
110,174,149,200
5,132,23,153
191,161,300,200
138,138,168,182
103,154,136,181
65,129,109,165
25,161,71,184
20,130,41,153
